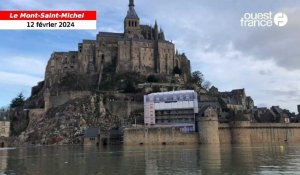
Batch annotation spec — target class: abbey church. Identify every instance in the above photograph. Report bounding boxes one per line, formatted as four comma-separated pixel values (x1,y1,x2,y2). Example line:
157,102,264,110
45,0,191,89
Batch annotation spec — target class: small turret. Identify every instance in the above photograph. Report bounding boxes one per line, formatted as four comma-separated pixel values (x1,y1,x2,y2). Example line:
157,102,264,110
129,0,134,7
160,28,165,40
154,20,158,40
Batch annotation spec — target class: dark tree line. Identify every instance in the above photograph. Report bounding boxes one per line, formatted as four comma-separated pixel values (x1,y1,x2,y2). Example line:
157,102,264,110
10,93,25,108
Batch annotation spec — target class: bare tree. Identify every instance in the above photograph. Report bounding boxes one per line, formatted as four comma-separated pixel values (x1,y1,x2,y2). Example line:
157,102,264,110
202,81,212,91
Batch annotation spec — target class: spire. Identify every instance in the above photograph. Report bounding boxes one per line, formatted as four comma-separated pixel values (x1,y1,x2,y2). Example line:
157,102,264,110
154,20,158,40
129,0,134,7
125,0,139,19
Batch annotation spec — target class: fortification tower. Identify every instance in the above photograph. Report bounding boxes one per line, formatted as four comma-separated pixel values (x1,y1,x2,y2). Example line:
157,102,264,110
196,106,220,144
230,120,251,144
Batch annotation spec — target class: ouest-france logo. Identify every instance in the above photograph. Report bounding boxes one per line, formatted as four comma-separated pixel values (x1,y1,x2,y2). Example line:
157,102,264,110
240,12,288,27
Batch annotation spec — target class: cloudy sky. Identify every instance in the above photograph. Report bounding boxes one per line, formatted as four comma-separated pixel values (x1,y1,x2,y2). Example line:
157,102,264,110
0,0,299,112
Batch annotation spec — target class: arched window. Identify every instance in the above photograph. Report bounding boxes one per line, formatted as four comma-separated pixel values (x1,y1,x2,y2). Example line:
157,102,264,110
101,54,105,63
135,21,137,27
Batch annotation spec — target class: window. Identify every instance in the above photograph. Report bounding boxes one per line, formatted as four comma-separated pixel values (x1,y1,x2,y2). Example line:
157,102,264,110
101,54,105,63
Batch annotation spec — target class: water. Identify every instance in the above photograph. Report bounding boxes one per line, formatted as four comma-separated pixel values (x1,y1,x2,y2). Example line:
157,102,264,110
1,144,300,175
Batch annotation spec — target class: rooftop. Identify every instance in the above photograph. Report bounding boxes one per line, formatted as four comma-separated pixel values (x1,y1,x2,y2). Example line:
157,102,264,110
147,90,196,96
84,127,99,138
98,32,124,38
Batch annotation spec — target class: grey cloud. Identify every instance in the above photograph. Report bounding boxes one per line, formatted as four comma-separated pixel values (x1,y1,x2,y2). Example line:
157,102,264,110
137,1,300,72
257,103,269,108
135,0,300,73
234,8,300,70
264,89,300,99
258,70,272,76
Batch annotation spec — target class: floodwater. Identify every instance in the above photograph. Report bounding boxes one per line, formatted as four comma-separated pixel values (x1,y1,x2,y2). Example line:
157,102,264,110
1,144,300,175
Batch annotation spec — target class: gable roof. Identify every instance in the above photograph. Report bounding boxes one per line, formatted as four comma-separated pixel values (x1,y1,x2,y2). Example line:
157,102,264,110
84,127,99,138
98,32,124,38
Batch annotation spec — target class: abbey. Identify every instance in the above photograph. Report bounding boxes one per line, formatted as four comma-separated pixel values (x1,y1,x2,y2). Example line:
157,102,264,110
45,0,190,88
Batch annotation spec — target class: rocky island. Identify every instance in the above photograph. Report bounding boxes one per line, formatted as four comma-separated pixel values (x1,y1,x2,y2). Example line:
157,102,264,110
1,0,300,147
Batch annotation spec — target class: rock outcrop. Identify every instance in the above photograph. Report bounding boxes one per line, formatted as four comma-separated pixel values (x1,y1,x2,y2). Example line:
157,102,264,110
20,94,123,145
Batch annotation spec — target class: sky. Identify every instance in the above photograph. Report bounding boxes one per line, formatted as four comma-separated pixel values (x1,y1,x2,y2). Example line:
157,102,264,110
0,0,299,113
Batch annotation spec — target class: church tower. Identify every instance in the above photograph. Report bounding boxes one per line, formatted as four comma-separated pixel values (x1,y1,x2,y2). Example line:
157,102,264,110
124,0,142,38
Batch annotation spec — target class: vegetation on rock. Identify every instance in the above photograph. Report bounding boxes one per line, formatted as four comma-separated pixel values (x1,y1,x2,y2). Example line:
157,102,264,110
10,93,25,109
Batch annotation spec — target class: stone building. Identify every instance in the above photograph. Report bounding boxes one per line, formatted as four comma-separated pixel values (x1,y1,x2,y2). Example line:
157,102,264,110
0,111,10,138
219,89,254,111
44,0,191,92
254,106,293,123
83,127,100,146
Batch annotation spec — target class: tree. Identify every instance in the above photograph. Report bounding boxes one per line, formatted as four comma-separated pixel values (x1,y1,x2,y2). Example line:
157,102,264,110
190,71,204,87
10,93,25,108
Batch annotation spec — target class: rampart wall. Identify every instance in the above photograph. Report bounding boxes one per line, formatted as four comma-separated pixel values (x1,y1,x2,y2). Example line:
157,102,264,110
124,122,300,145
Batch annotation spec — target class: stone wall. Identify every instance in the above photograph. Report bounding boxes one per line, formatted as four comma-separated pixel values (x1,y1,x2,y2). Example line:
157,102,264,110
102,92,144,121
105,101,143,120
218,123,231,144
83,137,99,146
123,127,198,145
78,40,96,74
158,42,175,74
45,51,78,88
0,121,10,137
116,40,175,75
45,91,91,110
219,122,300,144
175,53,191,81
124,123,300,145
197,112,220,144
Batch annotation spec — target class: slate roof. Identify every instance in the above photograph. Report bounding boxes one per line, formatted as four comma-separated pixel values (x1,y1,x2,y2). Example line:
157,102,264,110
98,32,124,38
198,105,211,115
271,106,283,115
140,25,152,29
84,127,99,138
126,7,139,19
199,101,220,109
